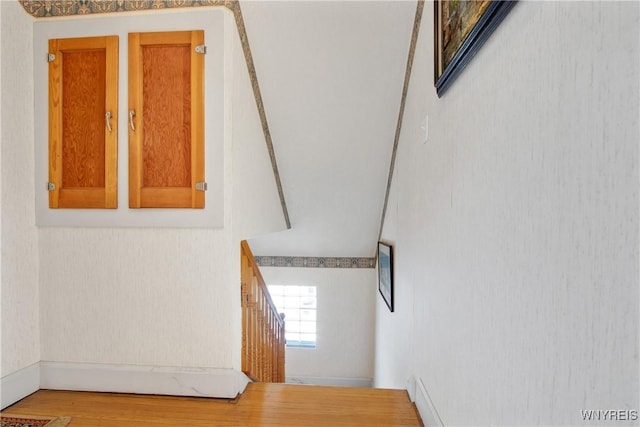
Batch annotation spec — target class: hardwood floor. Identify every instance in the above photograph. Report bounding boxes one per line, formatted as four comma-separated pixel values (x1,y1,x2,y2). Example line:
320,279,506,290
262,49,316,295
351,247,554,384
1,383,423,426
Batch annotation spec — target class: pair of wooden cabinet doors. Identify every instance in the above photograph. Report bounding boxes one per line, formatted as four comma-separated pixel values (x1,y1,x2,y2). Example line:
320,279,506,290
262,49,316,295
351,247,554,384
48,30,205,209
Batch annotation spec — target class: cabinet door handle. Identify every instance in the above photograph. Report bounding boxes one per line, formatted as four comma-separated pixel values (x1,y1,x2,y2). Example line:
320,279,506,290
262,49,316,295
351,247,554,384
105,111,112,133
129,109,136,131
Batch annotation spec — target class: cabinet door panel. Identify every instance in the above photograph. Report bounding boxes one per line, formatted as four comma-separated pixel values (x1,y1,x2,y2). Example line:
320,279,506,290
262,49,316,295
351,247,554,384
129,30,204,209
48,36,118,209
61,49,107,188
142,44,191,188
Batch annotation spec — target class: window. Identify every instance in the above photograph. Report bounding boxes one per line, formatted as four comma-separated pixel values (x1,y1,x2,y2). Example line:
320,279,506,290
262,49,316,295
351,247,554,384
268,285,317,348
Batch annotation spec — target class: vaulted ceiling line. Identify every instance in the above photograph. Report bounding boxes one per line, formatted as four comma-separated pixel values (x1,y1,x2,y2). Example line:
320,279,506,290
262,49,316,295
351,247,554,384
18,0,291,229
377,0,424,247
230,1,291,229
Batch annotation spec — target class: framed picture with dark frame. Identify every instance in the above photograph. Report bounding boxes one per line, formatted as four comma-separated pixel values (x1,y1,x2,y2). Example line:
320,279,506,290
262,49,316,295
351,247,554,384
434,0,517,97
377,241,394,312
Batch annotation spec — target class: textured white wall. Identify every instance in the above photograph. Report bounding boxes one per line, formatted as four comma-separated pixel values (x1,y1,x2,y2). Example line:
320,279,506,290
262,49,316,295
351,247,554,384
39,229,236,367
229,10,287,243
375,174,413,390
1,1,39,377
259,267,375,383
0,0,3,377
37,8,286,371
376,2,639,426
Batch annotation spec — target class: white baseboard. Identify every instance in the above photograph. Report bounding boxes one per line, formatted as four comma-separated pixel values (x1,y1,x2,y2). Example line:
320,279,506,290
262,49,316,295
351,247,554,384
414,376,444,427
1,362,40,410
285,375,372,388
40,362,250,399
406,375,417,402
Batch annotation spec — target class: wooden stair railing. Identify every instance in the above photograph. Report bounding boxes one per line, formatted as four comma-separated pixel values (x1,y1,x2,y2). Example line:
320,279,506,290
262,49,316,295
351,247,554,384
240,240,285,382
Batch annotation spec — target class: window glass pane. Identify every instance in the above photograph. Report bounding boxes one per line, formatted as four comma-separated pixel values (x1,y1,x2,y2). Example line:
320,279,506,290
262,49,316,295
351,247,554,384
268,284,317,349
284,286,301,297
302,286,316,297
300,321,315,333
300,309,315,322
283,308,299,321
285,320,299,332
300,333,316,344
282,296,298,309
300,296,316,309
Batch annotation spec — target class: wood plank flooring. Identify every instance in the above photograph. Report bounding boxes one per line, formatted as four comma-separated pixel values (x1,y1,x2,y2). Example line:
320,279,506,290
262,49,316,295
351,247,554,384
1,383,422,426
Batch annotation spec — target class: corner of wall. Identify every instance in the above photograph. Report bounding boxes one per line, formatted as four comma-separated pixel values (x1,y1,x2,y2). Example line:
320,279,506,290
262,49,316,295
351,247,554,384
1,0,39,383
228,4,288,241
0,362,40,410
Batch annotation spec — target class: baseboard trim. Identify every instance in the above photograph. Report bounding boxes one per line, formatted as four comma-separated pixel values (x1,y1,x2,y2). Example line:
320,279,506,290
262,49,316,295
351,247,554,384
406,375,417,402
40,362,250,399
414,376,443,427
1,362,40,410
285,375,372,388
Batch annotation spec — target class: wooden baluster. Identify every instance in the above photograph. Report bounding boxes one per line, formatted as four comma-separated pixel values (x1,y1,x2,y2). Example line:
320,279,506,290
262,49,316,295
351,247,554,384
278,316,285,382
269,312,274,382
267,310,273,381
241,254,249,374
240,241,286,383
253,279,259,379
262,293,268,381
273,312,278,383
253,283,258,380
257,286,263,381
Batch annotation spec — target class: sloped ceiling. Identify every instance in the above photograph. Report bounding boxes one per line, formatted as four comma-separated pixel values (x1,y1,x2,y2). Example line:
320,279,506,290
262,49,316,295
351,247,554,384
244,1,416,257
20,0,419,258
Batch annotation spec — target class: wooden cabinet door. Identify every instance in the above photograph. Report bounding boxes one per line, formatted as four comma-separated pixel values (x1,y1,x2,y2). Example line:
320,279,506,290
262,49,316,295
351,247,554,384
128,30,205,209
48,36,119,208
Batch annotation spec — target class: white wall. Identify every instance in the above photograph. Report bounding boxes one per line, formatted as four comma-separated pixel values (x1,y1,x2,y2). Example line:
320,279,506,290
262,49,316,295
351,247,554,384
37,8,286,372
0,0,3,378
259,266,375,386
36,9,230,368
0,5,288,396
1,0,39,377
375,175,413,391
39,228,238,367
376,2,639,426
229,9,287,244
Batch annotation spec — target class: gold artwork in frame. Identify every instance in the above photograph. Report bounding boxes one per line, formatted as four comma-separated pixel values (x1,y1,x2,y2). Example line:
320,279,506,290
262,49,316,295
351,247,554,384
434,0,517,97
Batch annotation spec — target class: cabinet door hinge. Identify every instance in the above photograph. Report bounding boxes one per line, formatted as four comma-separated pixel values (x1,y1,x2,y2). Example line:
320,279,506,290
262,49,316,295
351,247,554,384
47,182,56,191
47,53,56,62
195,182,208,192
194,45,207,55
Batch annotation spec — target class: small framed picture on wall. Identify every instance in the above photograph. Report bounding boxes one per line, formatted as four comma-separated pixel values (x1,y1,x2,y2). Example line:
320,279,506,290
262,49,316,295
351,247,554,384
377,241,394,312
